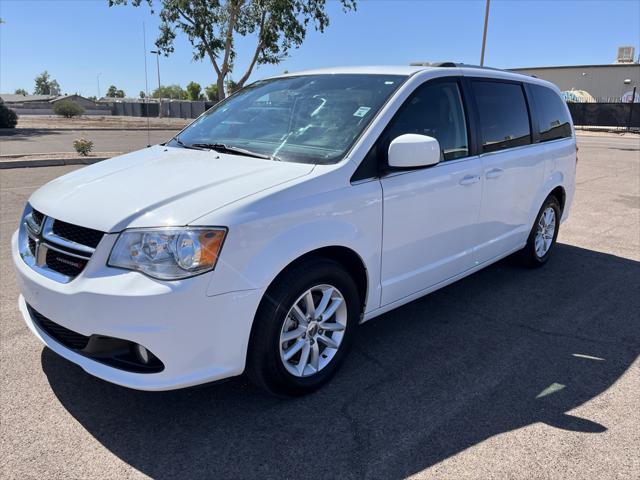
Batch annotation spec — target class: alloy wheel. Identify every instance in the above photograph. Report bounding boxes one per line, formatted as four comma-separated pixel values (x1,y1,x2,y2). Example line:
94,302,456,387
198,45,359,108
279,284,348,377
535,207,556,257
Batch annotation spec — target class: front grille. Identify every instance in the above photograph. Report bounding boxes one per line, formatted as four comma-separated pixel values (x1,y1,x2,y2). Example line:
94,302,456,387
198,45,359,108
20,206,106,283
46,249,87,278
28,237,36,255
52,219,104,248
28,305,90,350
31,209,44,227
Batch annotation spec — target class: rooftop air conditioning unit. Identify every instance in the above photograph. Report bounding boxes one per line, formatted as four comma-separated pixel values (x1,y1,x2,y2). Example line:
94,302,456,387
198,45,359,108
616,46,635,63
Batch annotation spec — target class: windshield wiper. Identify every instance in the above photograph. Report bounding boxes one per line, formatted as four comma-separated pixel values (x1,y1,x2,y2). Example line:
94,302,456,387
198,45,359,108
174,137,208,151
191,143,279,161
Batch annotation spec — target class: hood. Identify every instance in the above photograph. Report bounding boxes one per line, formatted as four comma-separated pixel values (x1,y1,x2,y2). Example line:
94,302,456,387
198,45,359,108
29,145,314,232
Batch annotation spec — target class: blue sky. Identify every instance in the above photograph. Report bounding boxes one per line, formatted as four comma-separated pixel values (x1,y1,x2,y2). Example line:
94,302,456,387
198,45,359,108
1,0,638,97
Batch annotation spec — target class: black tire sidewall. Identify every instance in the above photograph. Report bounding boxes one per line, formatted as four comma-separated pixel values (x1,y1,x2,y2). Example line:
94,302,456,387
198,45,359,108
248,258,360,396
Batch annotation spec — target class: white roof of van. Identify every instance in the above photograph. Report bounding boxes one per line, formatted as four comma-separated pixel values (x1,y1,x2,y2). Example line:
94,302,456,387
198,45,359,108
275,64,555,89
280,65,427,76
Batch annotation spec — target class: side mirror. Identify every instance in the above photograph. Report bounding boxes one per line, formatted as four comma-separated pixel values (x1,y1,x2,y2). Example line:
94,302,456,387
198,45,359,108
388,134,441,168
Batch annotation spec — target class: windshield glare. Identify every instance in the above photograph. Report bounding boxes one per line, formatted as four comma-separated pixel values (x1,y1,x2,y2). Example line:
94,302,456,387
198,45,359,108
170,74,406,164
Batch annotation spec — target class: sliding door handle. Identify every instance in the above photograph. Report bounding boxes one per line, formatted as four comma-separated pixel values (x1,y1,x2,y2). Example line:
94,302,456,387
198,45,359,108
459,174,481,186
485,168,504,179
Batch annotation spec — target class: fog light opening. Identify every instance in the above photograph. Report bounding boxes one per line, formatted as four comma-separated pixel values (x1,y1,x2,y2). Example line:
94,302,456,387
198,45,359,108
135,344,150,364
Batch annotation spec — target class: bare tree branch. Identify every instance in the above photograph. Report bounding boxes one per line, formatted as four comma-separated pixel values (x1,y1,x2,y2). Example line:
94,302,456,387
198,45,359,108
237,8,267,88
109,0,357,101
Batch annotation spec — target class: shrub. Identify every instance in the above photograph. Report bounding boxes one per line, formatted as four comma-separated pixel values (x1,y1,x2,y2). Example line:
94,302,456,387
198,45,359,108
0,103,18,128
73,138,93,156
53,100,84,118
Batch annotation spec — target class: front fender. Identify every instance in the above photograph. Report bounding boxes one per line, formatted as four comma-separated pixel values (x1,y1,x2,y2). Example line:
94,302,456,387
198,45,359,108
204,178,383,314
242,219,363,288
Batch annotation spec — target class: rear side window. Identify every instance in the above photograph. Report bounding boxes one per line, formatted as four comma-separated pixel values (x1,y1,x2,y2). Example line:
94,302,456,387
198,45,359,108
472,81,531,153
384,80,469,161
530,84,572,141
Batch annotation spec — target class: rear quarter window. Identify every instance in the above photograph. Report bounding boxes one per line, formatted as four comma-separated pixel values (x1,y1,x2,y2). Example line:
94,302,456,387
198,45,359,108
530,84,573,141
472,81,532,153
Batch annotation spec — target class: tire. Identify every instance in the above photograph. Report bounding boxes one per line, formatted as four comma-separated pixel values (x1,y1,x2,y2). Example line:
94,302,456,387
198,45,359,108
520,195,561,267
246,257,360,396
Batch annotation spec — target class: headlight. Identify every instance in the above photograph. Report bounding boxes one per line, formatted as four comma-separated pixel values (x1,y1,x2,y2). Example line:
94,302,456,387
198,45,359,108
108,227,227,280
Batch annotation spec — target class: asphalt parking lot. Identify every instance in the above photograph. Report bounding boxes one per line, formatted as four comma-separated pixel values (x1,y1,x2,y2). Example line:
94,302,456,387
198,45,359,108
0,135,638,479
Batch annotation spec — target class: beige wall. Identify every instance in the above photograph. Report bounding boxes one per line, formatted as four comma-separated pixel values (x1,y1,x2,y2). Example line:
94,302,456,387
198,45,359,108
510,65,640,101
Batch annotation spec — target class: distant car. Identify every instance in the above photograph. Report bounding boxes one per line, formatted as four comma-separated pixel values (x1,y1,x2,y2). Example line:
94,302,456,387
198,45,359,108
13,65,576,396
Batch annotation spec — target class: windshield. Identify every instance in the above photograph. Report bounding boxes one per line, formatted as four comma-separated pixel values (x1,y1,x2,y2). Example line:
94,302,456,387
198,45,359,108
169,74,406,164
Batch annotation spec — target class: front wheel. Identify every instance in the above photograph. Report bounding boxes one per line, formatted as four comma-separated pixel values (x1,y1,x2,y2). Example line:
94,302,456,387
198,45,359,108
520,195,561,267
246,258,360,396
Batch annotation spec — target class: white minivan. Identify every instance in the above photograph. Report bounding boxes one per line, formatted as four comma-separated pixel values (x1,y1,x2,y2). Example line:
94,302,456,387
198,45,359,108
13,64,576,395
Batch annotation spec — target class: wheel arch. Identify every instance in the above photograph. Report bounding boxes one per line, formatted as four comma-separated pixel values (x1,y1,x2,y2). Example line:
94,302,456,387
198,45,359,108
549,185,566,213
261,245,369,315
528,171,566,228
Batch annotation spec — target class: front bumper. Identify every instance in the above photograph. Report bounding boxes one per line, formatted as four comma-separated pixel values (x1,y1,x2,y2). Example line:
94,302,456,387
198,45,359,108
12,231,263,391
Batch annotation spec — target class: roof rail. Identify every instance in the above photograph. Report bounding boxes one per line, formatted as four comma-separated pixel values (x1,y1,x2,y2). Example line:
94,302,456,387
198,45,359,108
409,61,505,71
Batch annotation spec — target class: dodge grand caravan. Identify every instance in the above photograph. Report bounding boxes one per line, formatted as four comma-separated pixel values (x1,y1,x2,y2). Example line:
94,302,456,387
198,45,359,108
13,65,576,395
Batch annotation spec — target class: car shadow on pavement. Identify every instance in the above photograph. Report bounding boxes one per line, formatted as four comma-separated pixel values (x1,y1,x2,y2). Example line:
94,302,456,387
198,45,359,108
41,244,640,480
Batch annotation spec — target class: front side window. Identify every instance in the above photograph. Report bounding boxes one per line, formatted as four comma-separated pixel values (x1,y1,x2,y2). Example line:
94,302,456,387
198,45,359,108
530,84,572,141
169,74,406,165
472,81,531,153
384,80,469,162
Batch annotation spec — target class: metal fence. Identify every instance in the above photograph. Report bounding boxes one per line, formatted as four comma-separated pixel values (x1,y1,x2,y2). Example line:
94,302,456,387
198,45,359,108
568,103,639,130
108,100,218,119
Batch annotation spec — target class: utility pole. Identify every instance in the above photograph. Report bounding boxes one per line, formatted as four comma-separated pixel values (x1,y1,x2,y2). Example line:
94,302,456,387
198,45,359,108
150,50,161,93
480,0,491,66
149,49,163,117
143,22,151,145
97,73,101,99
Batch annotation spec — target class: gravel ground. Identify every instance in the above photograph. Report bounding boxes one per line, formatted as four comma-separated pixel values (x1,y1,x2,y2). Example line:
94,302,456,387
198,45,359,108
0,136,638,479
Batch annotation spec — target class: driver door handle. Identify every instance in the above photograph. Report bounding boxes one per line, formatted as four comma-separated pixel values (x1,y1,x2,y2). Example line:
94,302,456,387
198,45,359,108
485,168,504,179
459,174,481,186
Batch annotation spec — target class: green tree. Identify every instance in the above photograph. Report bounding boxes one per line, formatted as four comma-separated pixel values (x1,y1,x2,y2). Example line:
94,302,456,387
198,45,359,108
205,83,219,102
139,90,146,99
152,84,187,99
225,79,239,95
106,85,126,98
108,0,357,101
33,71,61,95
0,103,18,128
186,81,203,101
53,100,84,118
14,88,28,95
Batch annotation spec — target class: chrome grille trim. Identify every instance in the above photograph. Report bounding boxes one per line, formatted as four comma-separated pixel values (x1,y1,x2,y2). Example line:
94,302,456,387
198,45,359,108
41,217,96,256
18,205,103,283
26,210,44,235
41,240,93,261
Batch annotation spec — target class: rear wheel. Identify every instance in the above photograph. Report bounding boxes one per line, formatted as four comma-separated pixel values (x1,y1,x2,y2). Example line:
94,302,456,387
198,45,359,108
246,258,360,396
520,195,561,267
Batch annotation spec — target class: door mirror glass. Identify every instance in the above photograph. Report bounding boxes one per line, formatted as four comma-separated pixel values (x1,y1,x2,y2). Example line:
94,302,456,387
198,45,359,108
388,134,441,168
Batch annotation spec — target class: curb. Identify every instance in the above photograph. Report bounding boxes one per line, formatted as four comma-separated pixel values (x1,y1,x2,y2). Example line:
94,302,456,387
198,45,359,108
0,157,110,170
